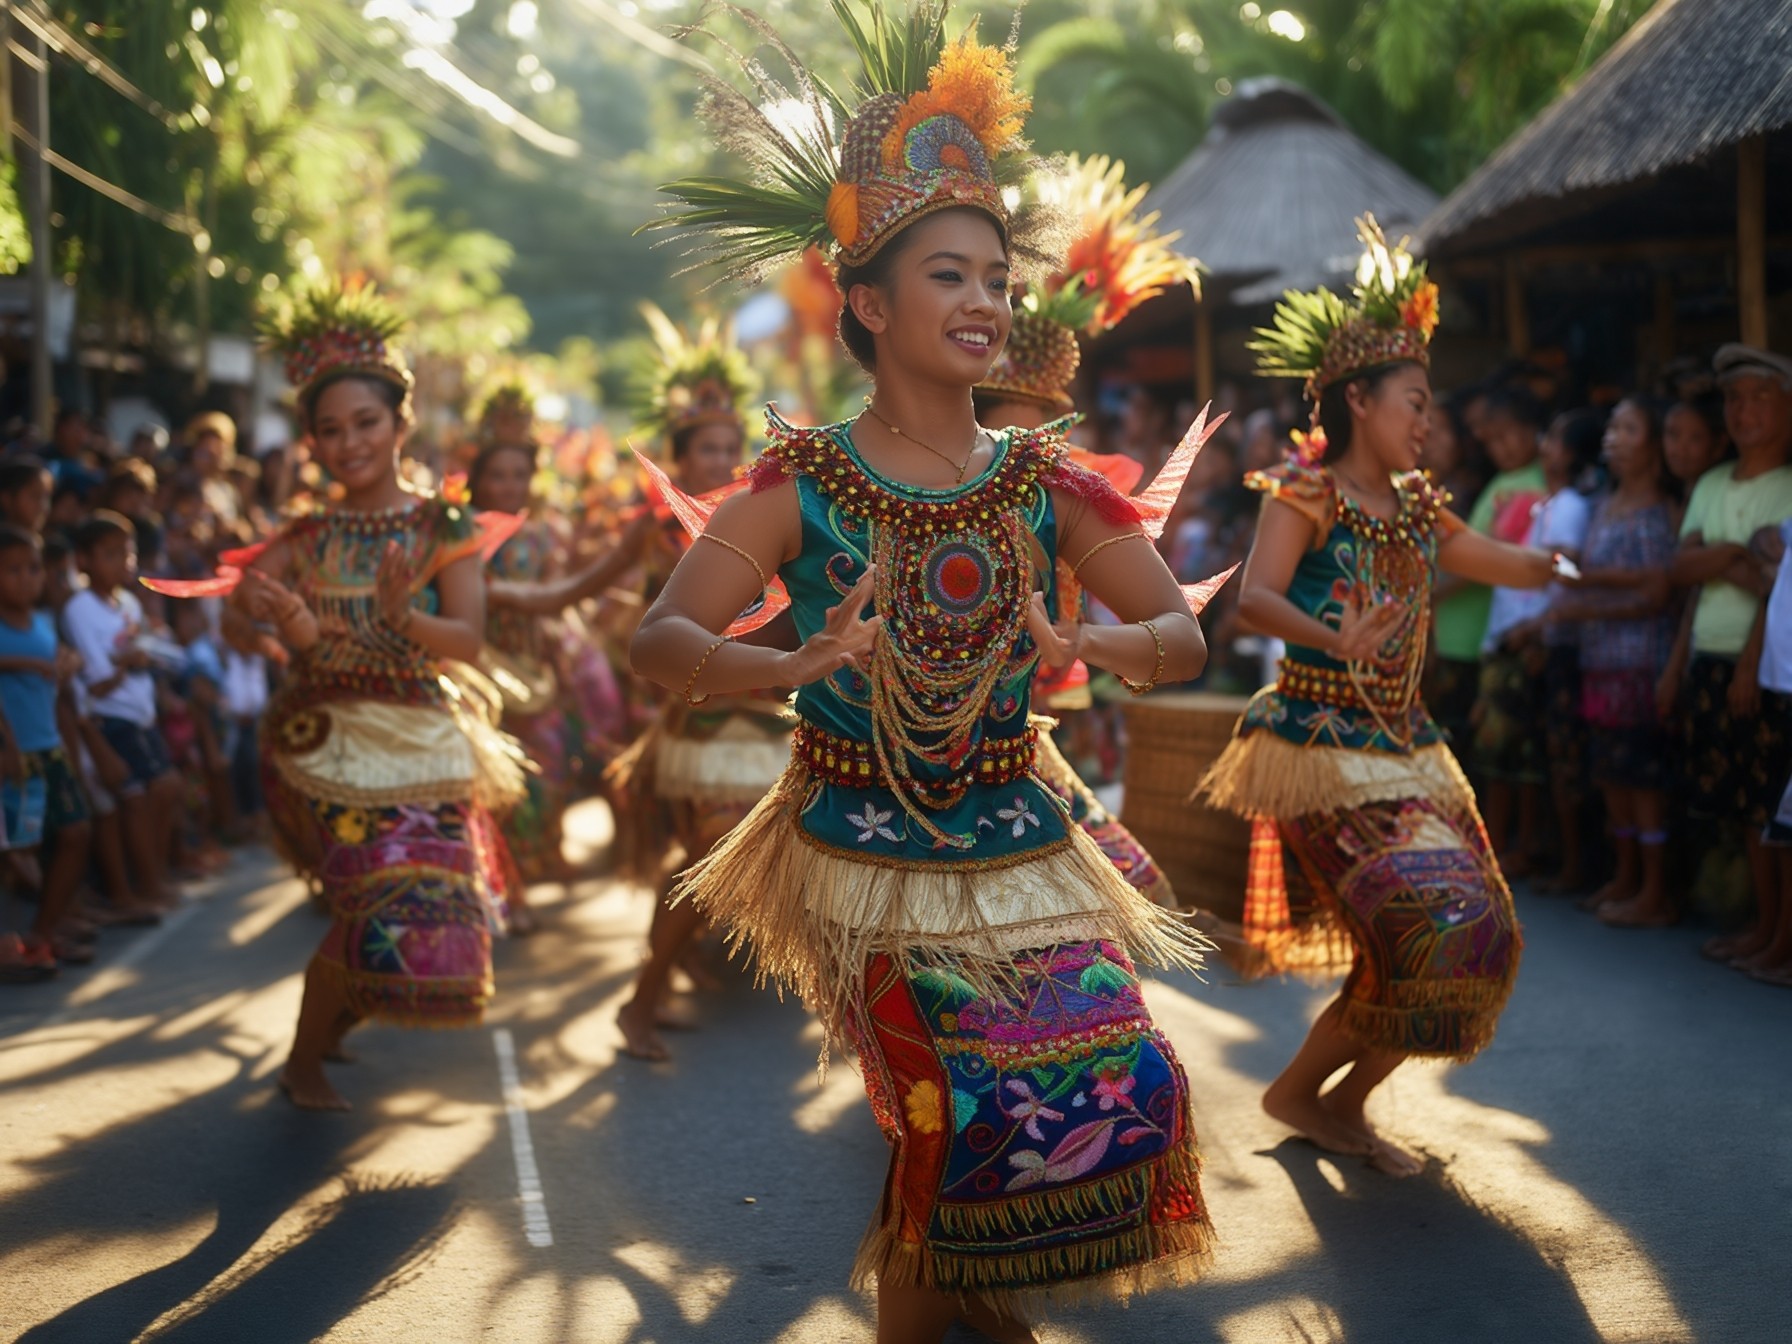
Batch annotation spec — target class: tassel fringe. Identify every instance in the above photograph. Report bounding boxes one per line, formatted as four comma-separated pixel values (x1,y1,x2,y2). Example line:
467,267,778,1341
848,1137,1216,1317
1197,731,1473,821
676,763,1214,1048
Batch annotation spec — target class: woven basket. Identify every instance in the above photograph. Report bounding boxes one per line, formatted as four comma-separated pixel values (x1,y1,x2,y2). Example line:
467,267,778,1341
1120,692,1252,920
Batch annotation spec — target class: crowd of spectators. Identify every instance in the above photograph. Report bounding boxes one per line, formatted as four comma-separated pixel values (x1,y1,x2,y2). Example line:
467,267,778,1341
0,408,281,980
7,341,1792,989
1100,344,1792,985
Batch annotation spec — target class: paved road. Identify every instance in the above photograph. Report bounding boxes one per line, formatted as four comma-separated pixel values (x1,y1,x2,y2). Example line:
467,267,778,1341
2,801,1787,1343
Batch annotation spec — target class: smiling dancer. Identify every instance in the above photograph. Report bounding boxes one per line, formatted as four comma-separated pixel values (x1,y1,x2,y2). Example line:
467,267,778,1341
609,304,799,1061
1200,221,1560,1175
150,281,525,1111
635,5,1222,1338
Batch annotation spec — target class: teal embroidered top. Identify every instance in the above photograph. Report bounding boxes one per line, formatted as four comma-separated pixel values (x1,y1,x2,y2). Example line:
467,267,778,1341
1236,460,1450,756
748,409,1140,867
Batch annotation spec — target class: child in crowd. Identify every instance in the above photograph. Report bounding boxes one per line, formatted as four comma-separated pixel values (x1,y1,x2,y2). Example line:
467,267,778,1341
61,512,182,915
0,456,52,534
1436,388,1547,777
1473,388,1571,873
1554,398,1681,923
168,600,233,863
1672,346,1792,972
218,606,270,840
1534,409,1605,891
0,525,95,972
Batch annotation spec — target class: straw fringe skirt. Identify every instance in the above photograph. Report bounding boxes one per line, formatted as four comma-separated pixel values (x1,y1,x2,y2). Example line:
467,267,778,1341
678,762,1217,1312
1199,729,1521,1061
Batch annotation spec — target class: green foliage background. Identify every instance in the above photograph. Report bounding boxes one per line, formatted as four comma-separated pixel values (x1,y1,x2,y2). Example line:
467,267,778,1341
0,0,1660,378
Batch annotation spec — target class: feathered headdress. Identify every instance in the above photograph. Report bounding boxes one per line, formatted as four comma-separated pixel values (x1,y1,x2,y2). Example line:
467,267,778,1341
980,155,1198,411
259,277,413,414
643,1,1062,282
1249,215,1439,406
631,302,756,445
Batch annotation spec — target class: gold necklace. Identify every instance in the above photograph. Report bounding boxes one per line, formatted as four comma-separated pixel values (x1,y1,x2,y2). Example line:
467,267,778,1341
859,399,973,483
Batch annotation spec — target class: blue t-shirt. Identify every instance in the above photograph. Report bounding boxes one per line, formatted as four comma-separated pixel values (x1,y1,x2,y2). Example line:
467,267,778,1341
182,635,224,691
0,611,61,752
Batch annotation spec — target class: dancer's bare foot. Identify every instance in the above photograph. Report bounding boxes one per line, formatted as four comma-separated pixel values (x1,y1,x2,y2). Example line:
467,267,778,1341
279,1064,350,1111
1743,960,1792,987
1263,1081,1374,1160
1366,1138,1425,1178
617,1000,670,1061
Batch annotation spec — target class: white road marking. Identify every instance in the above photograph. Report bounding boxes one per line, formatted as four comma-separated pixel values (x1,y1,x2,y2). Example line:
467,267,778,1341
492,1028,554,1248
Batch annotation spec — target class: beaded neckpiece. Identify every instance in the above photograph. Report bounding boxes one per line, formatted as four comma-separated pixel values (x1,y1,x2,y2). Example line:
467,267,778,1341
1330,468,1448,747
753,407,1114,849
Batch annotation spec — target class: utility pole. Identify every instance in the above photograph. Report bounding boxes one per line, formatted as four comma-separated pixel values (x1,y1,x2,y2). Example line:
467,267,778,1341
8,4,54,436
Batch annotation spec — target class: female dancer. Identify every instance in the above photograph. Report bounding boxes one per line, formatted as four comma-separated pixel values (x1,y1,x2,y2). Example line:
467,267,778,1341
974,154,1205,908
471,434,659,897
639,7,1219,1336
154,281,524,1111
611,304,798,1061
1201,221,1559,1175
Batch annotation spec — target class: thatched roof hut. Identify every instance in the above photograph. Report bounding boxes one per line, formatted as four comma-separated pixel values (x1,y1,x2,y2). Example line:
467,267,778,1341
1422,0,1792,367
1147,79,1438,294
1109,80,1438,400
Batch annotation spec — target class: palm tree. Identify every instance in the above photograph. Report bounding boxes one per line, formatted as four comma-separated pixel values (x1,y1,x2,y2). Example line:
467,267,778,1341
1015,0,1661,192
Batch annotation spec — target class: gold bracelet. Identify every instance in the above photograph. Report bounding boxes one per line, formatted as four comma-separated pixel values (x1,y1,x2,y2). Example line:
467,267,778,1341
1119,618,1165,696
683,636,728,706
1071,531,1145,576
699,533,768,589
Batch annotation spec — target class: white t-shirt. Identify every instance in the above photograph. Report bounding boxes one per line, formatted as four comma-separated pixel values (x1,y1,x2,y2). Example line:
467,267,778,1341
61,587,158,727
222,649,270,719
1756,519,1792,693
1483,487,1592,653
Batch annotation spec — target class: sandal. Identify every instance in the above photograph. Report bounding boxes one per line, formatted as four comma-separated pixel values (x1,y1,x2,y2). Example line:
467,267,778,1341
2,934,57,982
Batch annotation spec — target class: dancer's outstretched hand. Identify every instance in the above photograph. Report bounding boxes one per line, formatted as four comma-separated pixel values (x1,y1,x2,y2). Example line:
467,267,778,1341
1329,584,1404,664
243,569,319,652
1026,591,1082,672
779,566,883,686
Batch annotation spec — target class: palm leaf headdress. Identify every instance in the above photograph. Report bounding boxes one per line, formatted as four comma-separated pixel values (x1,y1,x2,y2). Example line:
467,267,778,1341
642,1,1064,284
1249,215,1439,404
259,277,413,407
629,302,757,446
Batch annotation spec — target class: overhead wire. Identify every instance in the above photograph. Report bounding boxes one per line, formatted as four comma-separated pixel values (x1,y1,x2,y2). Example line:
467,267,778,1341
12,0,183,131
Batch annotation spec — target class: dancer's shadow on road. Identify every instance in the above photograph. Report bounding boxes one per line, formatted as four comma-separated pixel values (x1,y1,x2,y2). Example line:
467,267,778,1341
11,1075,461,1344
1252,1138,1602,1344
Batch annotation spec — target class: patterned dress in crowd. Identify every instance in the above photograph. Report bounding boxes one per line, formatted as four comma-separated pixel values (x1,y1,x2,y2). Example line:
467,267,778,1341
1577,499,1678,790
1200,461,1522,1060
683,409,1214,1310
262,497,524,1025
483,518,574,877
